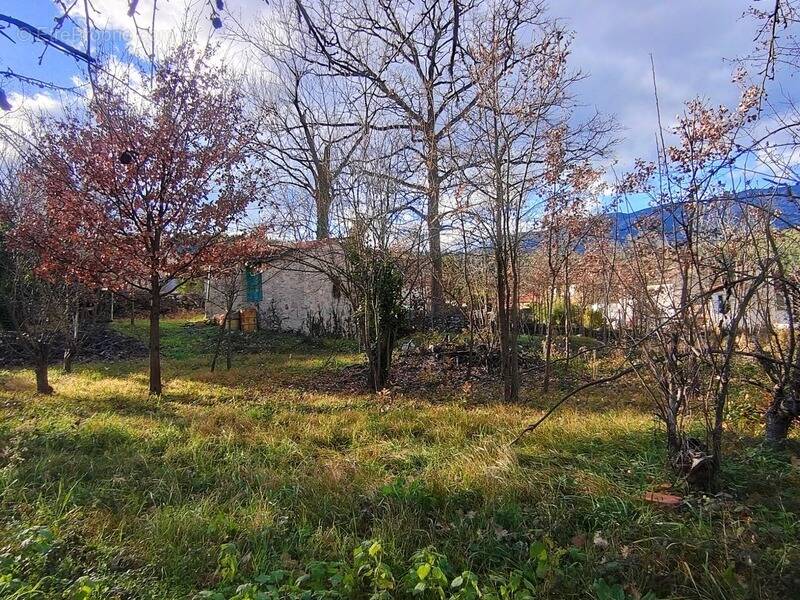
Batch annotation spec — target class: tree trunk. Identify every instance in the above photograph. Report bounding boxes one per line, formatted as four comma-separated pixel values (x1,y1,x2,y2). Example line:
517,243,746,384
563,258,571,369
364,300,396,393
542,284,556,393
226,333,232,371
367,331,394,392
316,165,332,240
426,134,443,317
466,315,475,380
211,312,229,373
459,220,477,381
34,343,53,395
765,406,794,445
63,308,79,373
665,410,682,457
497,278,512,401
509,273,520,403
495,241,518,401
316,197,331,240
501,318,520,402
62,345,75,373
765,388,797,445
149,277,162,395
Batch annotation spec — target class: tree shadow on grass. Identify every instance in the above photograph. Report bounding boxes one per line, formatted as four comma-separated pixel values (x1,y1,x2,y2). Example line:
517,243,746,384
3,415,799,598
5,335,652,427
78,394,188,425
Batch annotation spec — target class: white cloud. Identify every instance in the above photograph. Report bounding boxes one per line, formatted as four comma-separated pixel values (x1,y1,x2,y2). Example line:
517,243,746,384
85,0,200,54
0,92,62,156
551,0,781,172
82,0,273,69
4,92,60,113
5,0,797,185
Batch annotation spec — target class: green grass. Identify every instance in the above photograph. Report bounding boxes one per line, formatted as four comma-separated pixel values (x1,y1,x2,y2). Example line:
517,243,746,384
0,317,798,599
518,333,605,352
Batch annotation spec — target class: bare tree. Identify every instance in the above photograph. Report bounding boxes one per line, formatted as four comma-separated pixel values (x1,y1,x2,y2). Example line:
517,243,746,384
456,0,611,401
734,188,800,444
292,0,483,316
207,267,246,373
744,0,800,89
204,234,268,372
445,201,495,379
539,181,603,392
60,282,96,374
614,88,765,485
736,1,800,443
238,4,368,240
280,129,426,391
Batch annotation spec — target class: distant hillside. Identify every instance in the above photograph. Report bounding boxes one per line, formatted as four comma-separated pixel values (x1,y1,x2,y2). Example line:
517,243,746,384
519,184,800,251
605,184,800,241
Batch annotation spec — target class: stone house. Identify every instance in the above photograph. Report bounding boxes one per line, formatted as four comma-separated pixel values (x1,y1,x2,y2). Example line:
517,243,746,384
204,240,352,335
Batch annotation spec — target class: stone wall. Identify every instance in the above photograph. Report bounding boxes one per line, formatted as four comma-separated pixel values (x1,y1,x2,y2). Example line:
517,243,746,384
257,257,352,335
205,249,352,336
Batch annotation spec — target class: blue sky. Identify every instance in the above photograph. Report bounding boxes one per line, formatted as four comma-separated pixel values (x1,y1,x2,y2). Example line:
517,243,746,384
1,1,81,90
550,1,800,172
2,0,799,212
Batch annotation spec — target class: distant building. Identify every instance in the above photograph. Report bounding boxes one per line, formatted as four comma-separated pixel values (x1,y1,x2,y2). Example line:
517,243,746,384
204,240,352,336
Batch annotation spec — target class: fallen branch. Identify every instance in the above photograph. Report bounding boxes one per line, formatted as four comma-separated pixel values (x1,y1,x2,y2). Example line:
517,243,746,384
510,364,639,445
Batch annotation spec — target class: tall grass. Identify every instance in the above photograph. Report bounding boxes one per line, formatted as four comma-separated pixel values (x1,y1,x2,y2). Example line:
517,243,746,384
0,317,798,598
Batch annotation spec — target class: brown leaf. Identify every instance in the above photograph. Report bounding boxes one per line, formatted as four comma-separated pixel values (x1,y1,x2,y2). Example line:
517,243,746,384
643,491,683,507
570,533,587,548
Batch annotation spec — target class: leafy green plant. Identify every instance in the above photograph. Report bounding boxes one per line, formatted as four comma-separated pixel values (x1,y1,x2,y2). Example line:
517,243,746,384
528,541,553,580
229,583,264,600
217,543,240,585
0,526,112,600
380,478,436,511
352,540,396,600
583,308,605,330
593,579,658,600
198,554,348,599
197,583,265,600
449,571,482,600
0,526,55,597
404,547,450,598
593,580,626,600
18,526,55,555
295,561,346,594
65,575,104,599
491,569,536,600
193,539,660,600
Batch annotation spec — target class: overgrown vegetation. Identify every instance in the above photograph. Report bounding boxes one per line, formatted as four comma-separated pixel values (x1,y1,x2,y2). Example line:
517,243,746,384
0,317,798,599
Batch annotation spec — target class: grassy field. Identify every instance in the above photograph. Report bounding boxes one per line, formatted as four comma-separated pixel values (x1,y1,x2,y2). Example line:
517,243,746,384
0,316,798,599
